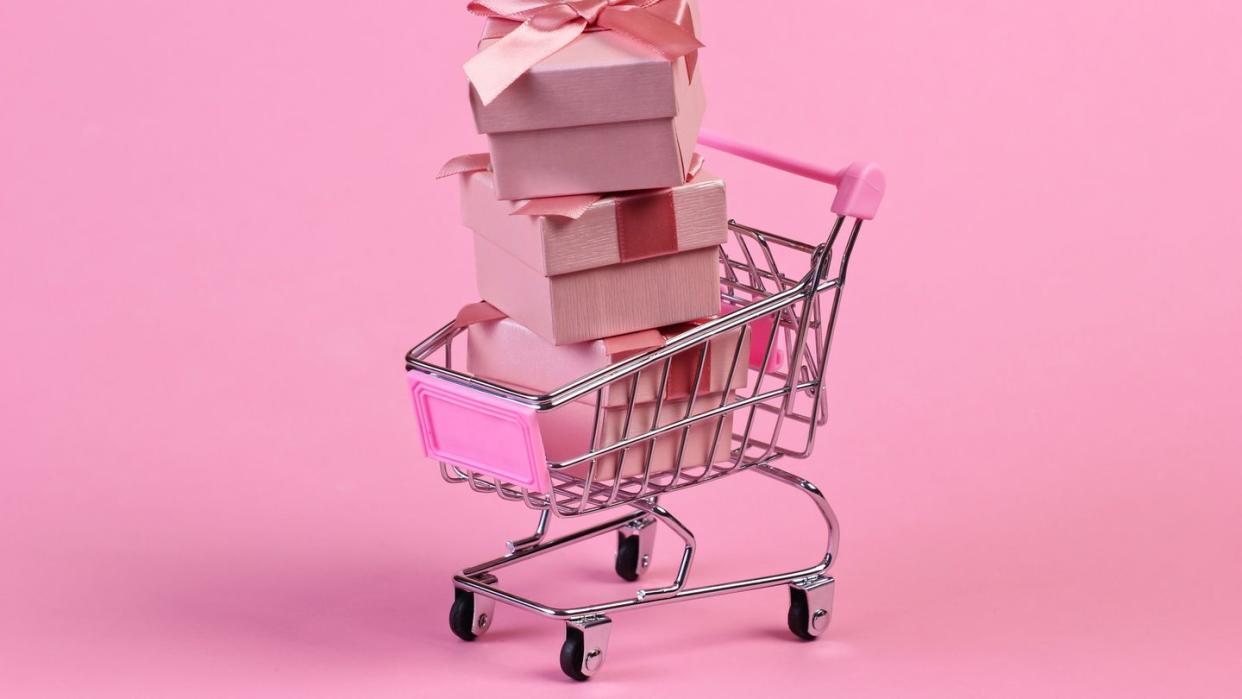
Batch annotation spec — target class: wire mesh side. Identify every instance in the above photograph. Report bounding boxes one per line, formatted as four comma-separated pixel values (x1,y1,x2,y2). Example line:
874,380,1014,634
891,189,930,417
545,218,855,515
410,216,862,517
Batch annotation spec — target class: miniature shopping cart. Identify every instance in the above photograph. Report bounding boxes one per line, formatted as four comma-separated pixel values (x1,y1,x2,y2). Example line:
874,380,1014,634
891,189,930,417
405,130,885,680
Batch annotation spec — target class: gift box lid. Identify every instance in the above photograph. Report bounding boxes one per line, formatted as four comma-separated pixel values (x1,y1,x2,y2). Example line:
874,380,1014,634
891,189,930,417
460,167,727,277
469,0,701,135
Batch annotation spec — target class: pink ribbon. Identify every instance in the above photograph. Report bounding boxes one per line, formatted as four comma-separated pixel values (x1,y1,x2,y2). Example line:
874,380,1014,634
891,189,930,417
455,301,509,328
464,0,703,105
436,153,492,179
604,319,712,400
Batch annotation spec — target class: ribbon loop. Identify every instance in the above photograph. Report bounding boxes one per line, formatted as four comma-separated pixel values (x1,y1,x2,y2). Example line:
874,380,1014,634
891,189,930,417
436,152,492,178
564,0,614,24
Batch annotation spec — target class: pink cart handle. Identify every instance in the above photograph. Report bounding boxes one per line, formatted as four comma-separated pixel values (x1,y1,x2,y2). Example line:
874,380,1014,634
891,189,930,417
697,129,886,220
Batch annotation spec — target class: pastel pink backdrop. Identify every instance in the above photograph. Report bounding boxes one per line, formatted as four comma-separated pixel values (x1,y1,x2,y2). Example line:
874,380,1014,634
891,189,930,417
3,2,1240,696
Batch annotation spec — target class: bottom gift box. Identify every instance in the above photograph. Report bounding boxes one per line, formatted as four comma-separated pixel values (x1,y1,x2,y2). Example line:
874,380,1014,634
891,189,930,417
459,303,749,482
537,391,736,482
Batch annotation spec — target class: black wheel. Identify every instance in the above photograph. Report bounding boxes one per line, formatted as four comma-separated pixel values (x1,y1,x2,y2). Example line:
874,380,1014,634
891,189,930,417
787,587,817,641
614,532,642,582
559,626,590,681
449,588,478,641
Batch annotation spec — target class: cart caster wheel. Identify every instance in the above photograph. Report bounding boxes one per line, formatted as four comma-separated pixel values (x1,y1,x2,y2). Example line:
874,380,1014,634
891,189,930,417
560,617,612,681
788,576,834,641
559,629,590,681
614,520,655,582
614,533,641,582
449,587,494,642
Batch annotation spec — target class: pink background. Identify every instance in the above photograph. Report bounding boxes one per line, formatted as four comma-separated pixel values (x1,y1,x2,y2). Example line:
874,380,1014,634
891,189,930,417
3,1,1241,696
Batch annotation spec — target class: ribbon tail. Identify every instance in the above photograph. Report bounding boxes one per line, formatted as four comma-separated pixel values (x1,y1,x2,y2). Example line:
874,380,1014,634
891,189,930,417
603,329,667,358
455,301,508,328
595,4,703,61
511,193,601,220
465,17,588,105
686,152,705,179
437,153,492,178
615,189,678,262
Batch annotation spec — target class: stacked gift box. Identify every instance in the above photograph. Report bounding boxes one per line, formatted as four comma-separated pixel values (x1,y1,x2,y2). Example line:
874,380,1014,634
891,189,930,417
440,0,747,480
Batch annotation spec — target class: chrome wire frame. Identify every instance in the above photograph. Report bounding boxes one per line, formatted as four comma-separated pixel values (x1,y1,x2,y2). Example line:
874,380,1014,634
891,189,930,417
407,215,863,623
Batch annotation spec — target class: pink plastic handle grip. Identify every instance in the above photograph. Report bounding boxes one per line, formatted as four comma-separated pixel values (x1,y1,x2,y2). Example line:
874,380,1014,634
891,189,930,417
697,129,886,220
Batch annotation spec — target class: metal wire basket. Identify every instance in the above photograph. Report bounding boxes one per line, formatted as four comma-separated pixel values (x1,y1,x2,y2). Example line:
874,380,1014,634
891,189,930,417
404,130,884,680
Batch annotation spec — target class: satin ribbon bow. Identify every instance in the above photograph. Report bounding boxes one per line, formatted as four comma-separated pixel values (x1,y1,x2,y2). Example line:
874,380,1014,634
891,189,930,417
464,0,703,105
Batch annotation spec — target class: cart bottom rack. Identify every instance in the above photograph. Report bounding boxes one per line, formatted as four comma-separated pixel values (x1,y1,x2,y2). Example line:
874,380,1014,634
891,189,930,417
449,461,838,681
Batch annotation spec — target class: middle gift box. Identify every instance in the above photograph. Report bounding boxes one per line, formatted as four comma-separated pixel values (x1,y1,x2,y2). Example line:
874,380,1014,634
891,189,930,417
462,304,750,481
459,163,728,346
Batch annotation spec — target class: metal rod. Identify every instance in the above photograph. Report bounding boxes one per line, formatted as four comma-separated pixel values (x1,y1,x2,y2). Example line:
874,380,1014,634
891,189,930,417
631,501,696,601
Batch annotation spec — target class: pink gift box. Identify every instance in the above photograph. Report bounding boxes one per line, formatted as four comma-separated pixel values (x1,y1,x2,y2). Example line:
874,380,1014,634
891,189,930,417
468,0,705,200
462,167,727,345
540,391,736,482
464,309,750,408
462,309,748,481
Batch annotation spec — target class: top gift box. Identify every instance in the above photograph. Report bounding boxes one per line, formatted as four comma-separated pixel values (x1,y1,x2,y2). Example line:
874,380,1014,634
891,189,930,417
463,0,706,200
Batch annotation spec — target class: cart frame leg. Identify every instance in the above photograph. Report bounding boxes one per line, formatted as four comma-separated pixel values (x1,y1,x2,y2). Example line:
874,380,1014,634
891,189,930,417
630,500,694,601
506,509,551,554
753,461,839,568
